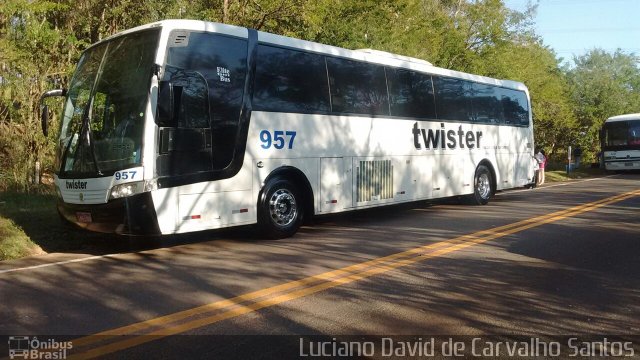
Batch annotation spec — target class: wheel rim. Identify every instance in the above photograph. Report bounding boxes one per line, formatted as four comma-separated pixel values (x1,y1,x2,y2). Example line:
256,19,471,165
476,172,491,199
268,189,297,227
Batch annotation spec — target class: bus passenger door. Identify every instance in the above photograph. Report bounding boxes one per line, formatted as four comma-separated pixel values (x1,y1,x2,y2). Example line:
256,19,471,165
320,157,348,213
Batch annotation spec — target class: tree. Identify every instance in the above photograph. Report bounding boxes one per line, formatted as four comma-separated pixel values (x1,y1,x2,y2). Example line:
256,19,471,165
0,0,70,190
2,0,631,190
567,49,640,161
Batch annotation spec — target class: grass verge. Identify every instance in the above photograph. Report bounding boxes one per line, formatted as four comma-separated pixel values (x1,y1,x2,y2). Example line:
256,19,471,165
0,191,117,261
545,166,605,183
0,216,44,260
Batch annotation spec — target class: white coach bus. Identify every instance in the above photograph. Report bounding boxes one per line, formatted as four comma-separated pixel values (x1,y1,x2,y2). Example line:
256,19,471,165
40,20,536,238
601,113,640,171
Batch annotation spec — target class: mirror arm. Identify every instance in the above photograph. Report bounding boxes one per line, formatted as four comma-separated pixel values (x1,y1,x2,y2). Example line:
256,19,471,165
39,89,66,104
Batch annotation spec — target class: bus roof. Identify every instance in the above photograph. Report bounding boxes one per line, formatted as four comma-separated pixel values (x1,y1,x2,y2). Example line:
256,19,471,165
605,113,640,123
96,19,528,93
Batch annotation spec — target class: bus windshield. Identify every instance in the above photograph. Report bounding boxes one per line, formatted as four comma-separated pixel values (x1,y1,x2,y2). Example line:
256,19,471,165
58,29,159,177
603,120,640,148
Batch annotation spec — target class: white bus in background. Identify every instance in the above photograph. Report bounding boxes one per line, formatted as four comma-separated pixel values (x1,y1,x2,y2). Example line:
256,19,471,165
40,20,536,239
601,113,640,171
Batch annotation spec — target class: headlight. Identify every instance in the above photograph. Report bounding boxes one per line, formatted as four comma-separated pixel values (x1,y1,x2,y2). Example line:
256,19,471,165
109,181,144,200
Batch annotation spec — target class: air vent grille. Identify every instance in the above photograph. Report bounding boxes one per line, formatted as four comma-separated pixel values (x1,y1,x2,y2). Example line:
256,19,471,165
356,160,393,202
169,31,190,47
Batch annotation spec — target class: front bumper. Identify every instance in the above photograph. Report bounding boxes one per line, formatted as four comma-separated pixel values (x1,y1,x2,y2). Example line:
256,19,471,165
57,192,161,235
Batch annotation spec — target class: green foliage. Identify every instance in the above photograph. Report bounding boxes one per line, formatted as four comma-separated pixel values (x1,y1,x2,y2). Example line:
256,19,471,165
498,42,578,161
566,50,640,162
1,0,638,191
1,0,68,191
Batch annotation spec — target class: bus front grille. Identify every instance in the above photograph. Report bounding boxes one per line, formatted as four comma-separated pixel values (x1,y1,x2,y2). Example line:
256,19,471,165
356,160,394,203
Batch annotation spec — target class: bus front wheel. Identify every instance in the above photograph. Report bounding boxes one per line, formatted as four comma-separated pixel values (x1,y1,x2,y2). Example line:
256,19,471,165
469,165,493,205
258,178,304,239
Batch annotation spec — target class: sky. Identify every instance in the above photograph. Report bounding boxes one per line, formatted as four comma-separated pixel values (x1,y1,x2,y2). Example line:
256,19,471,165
503,0,640,64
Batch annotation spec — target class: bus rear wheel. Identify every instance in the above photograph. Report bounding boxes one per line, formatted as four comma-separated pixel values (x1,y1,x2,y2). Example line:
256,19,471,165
258,178,304,239
469,164,493,205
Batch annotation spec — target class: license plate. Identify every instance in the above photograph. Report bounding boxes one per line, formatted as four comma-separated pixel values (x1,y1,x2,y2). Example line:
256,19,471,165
625,162,633,167
76,212,92,223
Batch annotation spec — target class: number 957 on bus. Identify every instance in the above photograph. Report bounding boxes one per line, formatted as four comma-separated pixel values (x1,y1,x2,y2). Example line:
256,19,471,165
260,130,296,150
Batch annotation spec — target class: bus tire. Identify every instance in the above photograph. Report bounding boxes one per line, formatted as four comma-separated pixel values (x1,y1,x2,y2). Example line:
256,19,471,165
469,164,493,205
258,178,304,239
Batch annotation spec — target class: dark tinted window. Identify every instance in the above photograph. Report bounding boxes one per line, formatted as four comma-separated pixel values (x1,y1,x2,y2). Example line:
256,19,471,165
254,45,329,113
166,32,247,128
472,83,503,124
162,31,247,172
433,77,473,122
326,58,389,115
604,120,640,146
604,122,629,146
630,121,640,145
160,68,210,128
387,68,436,119
500,88,529,126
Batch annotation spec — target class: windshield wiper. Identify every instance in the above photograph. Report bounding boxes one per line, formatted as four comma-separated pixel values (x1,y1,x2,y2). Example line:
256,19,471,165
86,122,103,176
61,101,103,177
78,97,103,176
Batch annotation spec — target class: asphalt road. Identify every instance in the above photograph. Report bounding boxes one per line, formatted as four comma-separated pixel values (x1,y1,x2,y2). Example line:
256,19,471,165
1,174,639,359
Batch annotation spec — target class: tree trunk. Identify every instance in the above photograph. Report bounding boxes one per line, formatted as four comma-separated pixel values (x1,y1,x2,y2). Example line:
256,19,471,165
223,0,230,23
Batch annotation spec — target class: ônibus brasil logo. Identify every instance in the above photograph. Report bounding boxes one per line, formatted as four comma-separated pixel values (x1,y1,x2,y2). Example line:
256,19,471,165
7,336,72,359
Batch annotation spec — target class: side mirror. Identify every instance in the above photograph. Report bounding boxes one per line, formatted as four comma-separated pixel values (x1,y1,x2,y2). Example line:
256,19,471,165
39,89,66,137
41,105,49,137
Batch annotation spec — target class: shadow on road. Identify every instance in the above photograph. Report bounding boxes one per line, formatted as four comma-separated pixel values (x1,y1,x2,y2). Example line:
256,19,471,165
1,175,638,337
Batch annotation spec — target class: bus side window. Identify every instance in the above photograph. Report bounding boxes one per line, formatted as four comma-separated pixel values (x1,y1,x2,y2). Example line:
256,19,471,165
254,45,329,113
629,123,640,145
471,83,504,124
326,58,389,116
158,68,210,128
156,68,212,176
500,88,529,126
387,68,436,119
159,31,248,175
433,76,473,122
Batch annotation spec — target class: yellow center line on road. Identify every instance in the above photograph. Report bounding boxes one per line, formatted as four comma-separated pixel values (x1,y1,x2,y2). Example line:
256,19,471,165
67,189,640,359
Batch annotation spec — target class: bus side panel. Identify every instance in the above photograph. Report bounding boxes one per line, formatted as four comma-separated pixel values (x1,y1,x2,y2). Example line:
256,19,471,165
515,152,536,186
320,157,349,213
432,154,457,198
179,160,254,233
512,122,536,187
478,124,508,191
247,112,532,212
176,190,254,233
412,155,433,200
152,160,255,234
151,187,179,234
456,154,474,196
497,153,514,190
